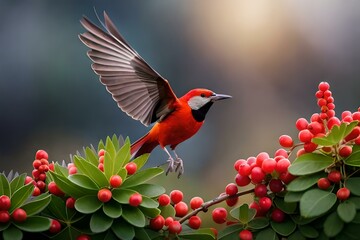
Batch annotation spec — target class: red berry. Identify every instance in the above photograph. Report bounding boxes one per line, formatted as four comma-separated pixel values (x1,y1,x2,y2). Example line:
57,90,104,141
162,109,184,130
149,215,165,231
225,183,238,196
49,219,61,233
190,196,204,210
0,195,11,211
97,188,112,203
38,173,46,181
25,176,34,185
345,126,360,141
32,169,40,179
67,163,75,169
317,98,327,107
317,178,331,190
318,82,330,92
328,170,341,183
76,234,91,240
259,197,272,212
339,145,352,158
168,220,182,234
66,197,76,209
238,163,252,176
68,166,77,175
98,156,105,164
262,158,276,173
315,90,323,98
296,118,309,131
353,112,360,121
188,216,201,229
275,158,291,173
32,187,41,196
48,182,64,196
304,142,318,153
308,122,324,135
246,157,256,166
40,159,49,165
226,197,238,207
327,110,336,118
98,163,104,172
129,193,142,207
279,135,293,148
249,202,262,217
337,187,351,200
269,179,283,193
298,129,314,143
274,148,288,158
0,211,10,223
33,159,42,169
125,162,137,175
36,180,46,191
98,149,105,157
296,148,306,157
256,152,269,167
158,194,171,206
311,113,322,123
279,171,296,184
327,102,335,110
175,201,188,217
254,184,268,197
239,229,253,240
165,217,174,226
250,167,265,184
327,117,341,130
35,150,48,160
271,208,285,223
109,175,122,188
170,190,183,204
210,228,218,238
234,159,247,171
12,208,27,222
212,207,227,224
235,174,251,186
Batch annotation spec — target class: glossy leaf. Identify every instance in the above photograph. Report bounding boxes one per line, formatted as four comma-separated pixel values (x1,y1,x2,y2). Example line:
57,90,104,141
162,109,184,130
287,172,326,192
122,205,146,227
341,223,360,240
348,196,360,209
218,224,242,240
255,228,279,240
179,228,216,240
230,204,256,224
105,136,116,159
313,121,358,146
248,217,269,230
290,215,317,225
121,168,163,188
112,188,137,204
85,146,100,166
3,225,22,240
134,227,152,240
75,195,103,214
114,140,131,173
284,191,304,203
111,218,135,240
132,154,149,171
0,173,11,196
287,230,306,240
270,218,296,236
13,216,51,232
298,225,319,238
21,193,52,216
345,177,360,196
288,153,333,176
324,212,344,237
139,206,161,218
300,189,337,218
159,204,175,218
128,184,165,198
345,151,360,167
274,198,297,214
10,173,26,195
9,183,34,213
90,210,113,233
68,174,99,191
103,200,122,218
54,162,69,177
337,200,356,223
49,171,88,198
73,155,109,188
104,151,115,180
140,195,159,209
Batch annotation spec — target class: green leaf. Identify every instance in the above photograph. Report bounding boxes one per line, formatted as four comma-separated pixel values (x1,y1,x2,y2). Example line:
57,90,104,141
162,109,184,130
112,134,121,151
128,184,165,198
103,200,122,218
10,173,26,195
90,210,113,233
98,139,105,152
111,218,135,240
68,174,99,191
159,204,175,218
337,200,356,223
73,155,109,188
348,196,360,209
3,225,22,240
21,194,52,216
0,222,10,232
270,218,296,236
287,172,326,192
48,171,88,198
104,151,115,180
54,162,69,177
313,122,358,146
9,183,34,213
218,224,242,240
105,136,117,159
134,227,151,240
288,153,333,176
273,198,297,214
75,195,103,214
324,212,344,237
248,217,269,230
351,212,360,223
114,141,131,173
255,227,279,240
300,189,337,218
230,204,256,224
45,195,67,220
345,151,360,167
140,195,159,208
13,216,51,232
0,173,11,196
139,206,161,218
284,191,304,203
298,225,319,238
180,228,216,240
346,178,360,196
122,205,146,227
341,223,360,240
112,188,137,204
121,167,163,188
132,154,149,171
287,230,306,240
85,146,100,166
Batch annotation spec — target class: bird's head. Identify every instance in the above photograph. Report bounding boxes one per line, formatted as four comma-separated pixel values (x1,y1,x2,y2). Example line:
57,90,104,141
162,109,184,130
181,89,231,121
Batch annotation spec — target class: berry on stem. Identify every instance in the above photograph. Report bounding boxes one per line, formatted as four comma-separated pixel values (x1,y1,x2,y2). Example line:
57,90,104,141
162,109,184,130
212,207,227,224
239,229,253,240
12,208,27,222
190,196,204,210
150,215,165,231
168,220,182,234
175,201,188,217
0,195,11,211
188,216,201,229
170,190,183,204
49,219,61,233
158,194,171,206
97,188,112,203
129,193,142,207
279,135,293,148
125,162,137,175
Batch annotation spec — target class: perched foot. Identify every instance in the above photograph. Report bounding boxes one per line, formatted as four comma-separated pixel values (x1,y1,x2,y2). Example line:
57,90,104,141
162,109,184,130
174,157,184,178
166,157,175,175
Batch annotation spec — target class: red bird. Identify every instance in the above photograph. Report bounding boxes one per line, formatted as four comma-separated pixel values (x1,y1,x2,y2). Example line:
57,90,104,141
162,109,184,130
79,12,231,177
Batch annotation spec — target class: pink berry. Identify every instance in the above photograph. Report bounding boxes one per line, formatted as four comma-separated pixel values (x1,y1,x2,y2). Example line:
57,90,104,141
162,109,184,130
279,135,293,148
261,158,276,174
296,118,309,131
318,82,330,92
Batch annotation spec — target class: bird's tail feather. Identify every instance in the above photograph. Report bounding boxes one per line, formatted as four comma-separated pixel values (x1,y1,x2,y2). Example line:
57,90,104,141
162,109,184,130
130,133,158,159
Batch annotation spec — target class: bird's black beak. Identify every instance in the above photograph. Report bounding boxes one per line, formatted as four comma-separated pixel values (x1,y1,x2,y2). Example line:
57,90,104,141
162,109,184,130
210,93,232,101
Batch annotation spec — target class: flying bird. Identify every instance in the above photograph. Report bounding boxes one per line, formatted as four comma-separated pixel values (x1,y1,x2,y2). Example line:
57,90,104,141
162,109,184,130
79,12,231,177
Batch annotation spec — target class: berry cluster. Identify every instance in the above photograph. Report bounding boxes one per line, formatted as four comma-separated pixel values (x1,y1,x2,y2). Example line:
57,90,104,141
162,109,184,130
0,195,27,223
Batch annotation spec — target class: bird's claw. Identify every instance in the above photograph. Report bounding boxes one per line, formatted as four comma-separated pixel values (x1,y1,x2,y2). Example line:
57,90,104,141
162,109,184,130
175,157,184,178
166,157,175,175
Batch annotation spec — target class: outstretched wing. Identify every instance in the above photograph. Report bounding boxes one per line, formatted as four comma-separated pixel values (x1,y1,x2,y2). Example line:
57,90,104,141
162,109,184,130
79,12,178,126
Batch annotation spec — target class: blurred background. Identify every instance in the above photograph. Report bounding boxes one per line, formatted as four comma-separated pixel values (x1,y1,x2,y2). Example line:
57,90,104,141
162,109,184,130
1,0,360,222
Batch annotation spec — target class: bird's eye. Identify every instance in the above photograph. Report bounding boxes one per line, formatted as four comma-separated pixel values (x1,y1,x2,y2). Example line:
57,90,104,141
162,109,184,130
200,93,206,98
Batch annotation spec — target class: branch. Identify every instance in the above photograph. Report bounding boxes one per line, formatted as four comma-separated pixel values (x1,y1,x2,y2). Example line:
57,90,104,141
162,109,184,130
178,188,254,224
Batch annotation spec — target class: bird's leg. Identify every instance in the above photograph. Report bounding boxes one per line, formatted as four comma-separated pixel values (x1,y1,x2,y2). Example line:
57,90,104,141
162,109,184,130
173,150,184,178
164,147,175,175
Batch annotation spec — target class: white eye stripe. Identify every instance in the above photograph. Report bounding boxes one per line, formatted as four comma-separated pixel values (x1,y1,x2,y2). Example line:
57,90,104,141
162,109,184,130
188,96,211,110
